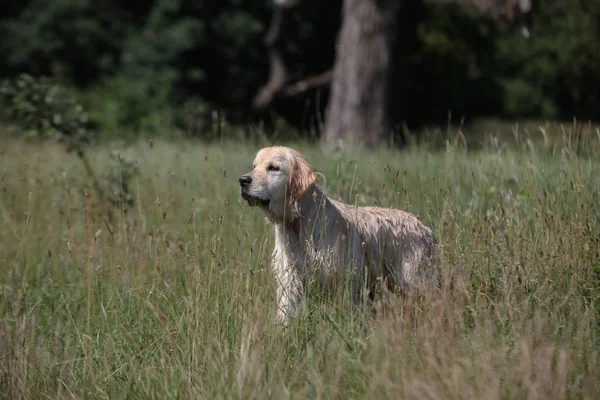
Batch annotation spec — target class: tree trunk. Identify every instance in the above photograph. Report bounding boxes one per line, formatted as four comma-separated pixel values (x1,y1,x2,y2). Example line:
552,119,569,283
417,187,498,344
322,0,403,149
256,0,526,149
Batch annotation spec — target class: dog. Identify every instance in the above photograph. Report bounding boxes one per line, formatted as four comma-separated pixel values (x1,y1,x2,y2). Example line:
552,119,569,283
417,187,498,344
239,146,438,324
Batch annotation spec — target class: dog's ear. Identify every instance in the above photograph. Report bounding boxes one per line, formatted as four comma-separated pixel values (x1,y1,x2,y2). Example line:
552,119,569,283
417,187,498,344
288,152,316,200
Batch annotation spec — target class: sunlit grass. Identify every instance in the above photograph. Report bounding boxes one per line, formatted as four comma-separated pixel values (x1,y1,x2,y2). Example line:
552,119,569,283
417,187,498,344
0,128,598,399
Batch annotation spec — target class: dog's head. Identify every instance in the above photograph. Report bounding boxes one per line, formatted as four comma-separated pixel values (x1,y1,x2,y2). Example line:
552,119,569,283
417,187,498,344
239,146,316,219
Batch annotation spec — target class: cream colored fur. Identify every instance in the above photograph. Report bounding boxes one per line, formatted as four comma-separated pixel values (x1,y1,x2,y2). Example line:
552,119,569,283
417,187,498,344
239,146,438,324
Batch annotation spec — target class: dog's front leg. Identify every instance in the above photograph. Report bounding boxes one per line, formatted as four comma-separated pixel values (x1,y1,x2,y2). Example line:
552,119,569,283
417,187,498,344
273,250,303,324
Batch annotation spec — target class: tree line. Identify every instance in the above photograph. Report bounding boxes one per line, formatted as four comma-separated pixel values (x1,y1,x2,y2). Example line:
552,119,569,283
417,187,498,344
1,0,599,146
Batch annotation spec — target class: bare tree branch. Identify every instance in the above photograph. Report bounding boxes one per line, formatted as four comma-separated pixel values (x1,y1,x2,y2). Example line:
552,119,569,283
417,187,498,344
264,5,284,46
252,48,288,109
254,1,331,110
253,56,332,109
282,70,332,97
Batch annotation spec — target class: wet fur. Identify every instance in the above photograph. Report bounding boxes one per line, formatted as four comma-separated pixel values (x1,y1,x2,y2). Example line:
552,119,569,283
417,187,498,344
240,146,438,323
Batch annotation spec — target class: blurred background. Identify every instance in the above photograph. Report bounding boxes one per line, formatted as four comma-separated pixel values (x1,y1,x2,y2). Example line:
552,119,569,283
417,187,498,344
1,0,599,147
1,4,599,398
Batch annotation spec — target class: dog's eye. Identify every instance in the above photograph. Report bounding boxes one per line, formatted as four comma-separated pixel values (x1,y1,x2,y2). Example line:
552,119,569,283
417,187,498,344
267,165,280,172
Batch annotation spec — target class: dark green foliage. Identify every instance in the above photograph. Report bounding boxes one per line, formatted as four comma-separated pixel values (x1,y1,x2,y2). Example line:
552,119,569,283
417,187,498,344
0,73,92,151
0,0,136,86
411,3,503,124
1,0,599,138
494,0,600,120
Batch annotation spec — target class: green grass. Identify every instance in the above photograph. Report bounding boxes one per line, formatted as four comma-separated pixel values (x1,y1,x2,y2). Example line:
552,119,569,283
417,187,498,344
0,129,599,399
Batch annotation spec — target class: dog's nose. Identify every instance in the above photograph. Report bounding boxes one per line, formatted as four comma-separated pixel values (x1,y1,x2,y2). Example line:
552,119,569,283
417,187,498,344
239,175,252,187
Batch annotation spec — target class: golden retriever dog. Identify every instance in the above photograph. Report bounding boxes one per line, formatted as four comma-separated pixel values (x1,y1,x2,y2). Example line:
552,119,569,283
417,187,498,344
239,146,438,324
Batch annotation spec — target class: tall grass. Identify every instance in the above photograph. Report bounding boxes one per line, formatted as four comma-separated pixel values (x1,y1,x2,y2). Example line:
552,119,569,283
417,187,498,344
0,130,598,399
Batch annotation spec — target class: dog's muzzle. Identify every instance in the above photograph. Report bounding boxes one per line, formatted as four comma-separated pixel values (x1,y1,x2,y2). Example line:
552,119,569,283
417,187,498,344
239,174,270,207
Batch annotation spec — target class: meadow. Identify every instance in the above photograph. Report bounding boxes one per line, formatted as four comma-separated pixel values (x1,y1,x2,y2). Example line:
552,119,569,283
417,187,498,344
0,126,598,399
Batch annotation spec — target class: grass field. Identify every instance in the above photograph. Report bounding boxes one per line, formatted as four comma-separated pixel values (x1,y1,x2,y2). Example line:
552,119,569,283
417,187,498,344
0,127,599,399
